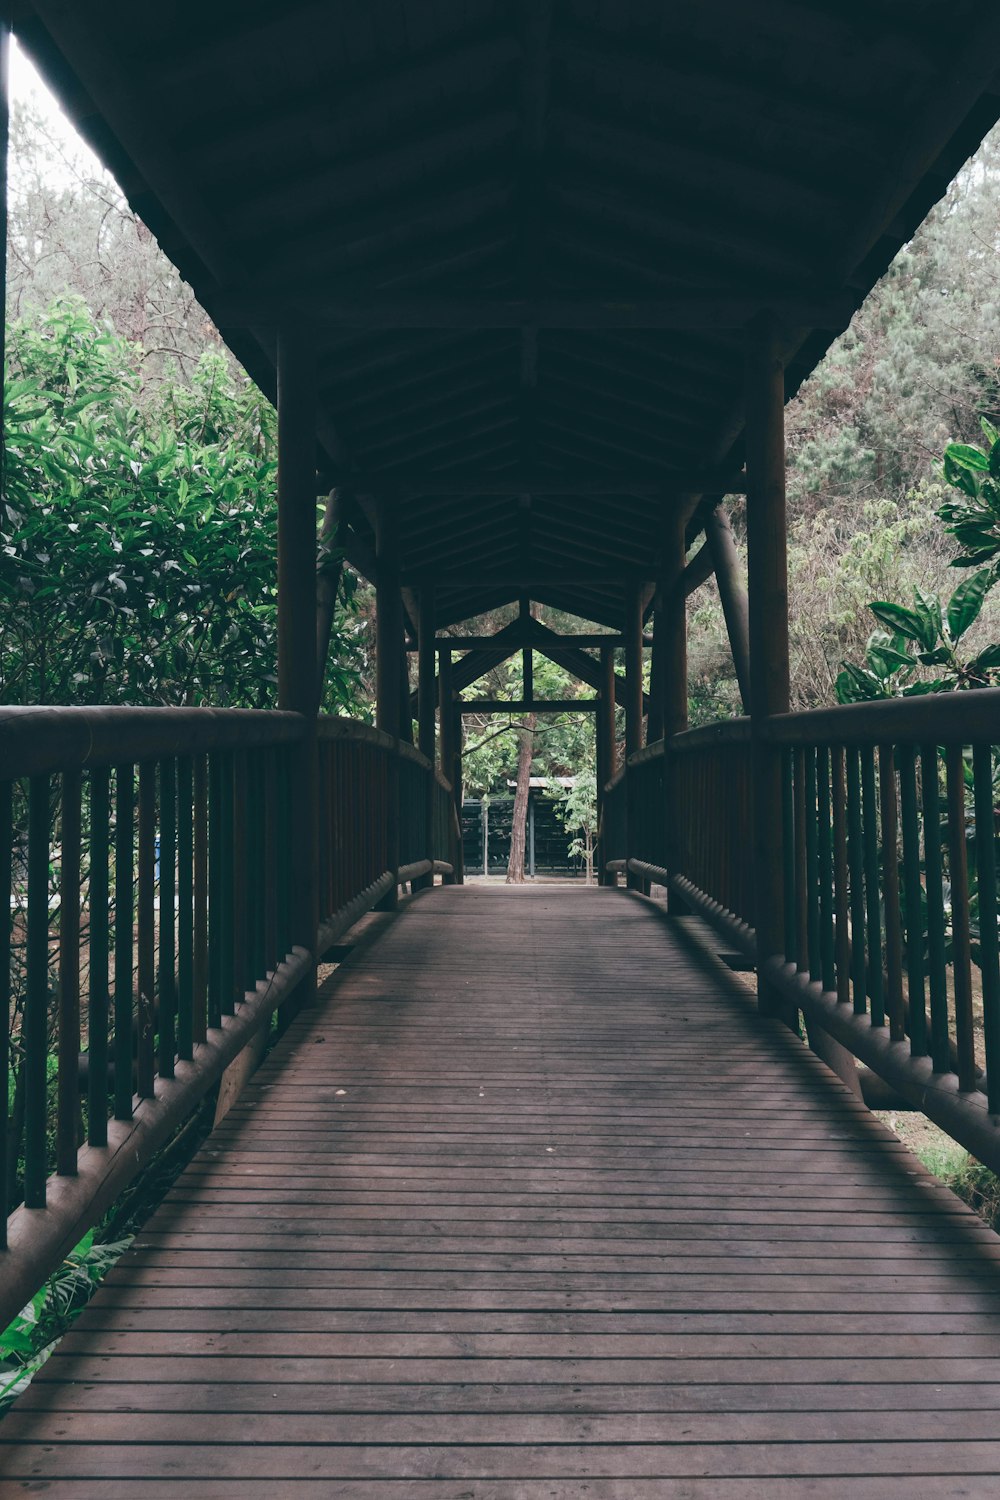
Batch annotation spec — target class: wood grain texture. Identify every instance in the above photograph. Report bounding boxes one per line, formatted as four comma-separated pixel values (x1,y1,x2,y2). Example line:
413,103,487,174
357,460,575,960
4,885,1000,1496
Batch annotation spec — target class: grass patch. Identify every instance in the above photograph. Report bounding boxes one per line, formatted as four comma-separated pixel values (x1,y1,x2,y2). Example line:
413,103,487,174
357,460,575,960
879,1110,1000,1231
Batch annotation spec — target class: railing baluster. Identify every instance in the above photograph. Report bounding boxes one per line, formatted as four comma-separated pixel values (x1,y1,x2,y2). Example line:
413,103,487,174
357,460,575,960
781,746,796,967
176,756,194,1062
946,743,976,1093
793,746,808,973
264,747,278,971
193,753,209,1045
158,757,177,1078
973,741,1000,1112
0,779,11,1241
897,744,927,1057
845,746,867,1016
114,764,135,1121
921,742,950,1074
207,752,223,1030
136,760,157,1098
219,751,236,1016
24,774,50,1207
860,745,884,1027
831,747,851,1004
879,745,906,1042
88,770,111,1147
804,747,820,983
57,769,82,1176
816,745,836,993
232,750,247,1007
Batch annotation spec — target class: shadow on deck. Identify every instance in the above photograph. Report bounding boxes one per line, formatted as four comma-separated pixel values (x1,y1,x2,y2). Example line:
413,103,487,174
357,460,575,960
4,885,1000,1497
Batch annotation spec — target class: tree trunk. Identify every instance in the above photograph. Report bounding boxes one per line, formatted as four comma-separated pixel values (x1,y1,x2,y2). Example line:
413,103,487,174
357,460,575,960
505,714,536,883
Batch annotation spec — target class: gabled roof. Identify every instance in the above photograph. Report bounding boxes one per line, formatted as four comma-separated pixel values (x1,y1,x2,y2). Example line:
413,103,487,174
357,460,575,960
17,0,1000,629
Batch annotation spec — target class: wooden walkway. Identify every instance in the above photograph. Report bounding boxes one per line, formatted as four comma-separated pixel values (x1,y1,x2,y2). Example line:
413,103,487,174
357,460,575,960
5,886,1000,1497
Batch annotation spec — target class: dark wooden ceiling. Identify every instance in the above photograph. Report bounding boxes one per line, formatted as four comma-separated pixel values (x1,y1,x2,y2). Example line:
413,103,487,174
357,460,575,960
16,0,1000,630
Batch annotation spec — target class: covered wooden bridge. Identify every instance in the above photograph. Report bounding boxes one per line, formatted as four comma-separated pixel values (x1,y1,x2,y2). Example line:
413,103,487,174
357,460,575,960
4,1,1000,1492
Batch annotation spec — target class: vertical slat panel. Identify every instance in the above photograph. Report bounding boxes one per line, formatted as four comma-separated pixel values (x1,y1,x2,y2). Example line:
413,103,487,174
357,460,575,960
946,744,976,1093
861,746,884,1027
845,746,867,1016
781,746,796,966
57,769,82,1176
87,770,111,1147
136,761,156,1098
24,774,50,1207
897,744,926,1058
831,747,851,1005
192,754,208,1045
816,745,835,993
219,751,236,1016
804,748,820,983
158,757,176,1078
176,756,193,1063
207,752,222,1031
921,742,950,1075
879,744,906,1042
114,764,134,1121
0,779,10,1241
793,746,808,973
973,741,1000,1113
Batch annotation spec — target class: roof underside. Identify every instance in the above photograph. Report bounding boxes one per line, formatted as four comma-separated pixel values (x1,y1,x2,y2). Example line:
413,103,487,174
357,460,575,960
16,0,1000,630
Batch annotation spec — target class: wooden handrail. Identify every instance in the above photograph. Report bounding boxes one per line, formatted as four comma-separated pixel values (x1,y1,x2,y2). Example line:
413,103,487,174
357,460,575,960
0,705,305,777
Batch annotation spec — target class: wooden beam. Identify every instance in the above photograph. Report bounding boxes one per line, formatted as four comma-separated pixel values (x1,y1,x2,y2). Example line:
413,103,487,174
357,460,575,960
461,699,597,713
213,290,853,331
405,632,649,649
402,568,654,586
360,468,746,497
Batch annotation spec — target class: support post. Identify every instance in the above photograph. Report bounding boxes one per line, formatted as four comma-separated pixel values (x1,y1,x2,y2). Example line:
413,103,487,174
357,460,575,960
595,644,616,886
439,647,463,882
660,509,689,911
624,583,645,890
417,590,436,763
416,589,436,889
276,324,318,1024
375,503,402,908
745,316,795,1027
705,504,751,713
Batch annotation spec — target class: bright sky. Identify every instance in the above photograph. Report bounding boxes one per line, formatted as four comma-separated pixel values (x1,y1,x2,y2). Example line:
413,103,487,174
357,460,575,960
9,32,108,187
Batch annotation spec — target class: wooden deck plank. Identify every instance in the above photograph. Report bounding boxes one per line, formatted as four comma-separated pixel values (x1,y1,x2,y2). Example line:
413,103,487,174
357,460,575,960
4,885,1000,1495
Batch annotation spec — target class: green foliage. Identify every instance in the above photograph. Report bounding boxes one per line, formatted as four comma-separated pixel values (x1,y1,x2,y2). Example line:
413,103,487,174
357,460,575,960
835,429,1000,703
938,423,1000,567
0,1229,132,1410
550,771,598,880
1,298,359,711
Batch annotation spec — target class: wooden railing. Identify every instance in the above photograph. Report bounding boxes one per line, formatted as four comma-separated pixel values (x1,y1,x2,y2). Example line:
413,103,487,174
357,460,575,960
602,691,1000,1172
1,707,454,1325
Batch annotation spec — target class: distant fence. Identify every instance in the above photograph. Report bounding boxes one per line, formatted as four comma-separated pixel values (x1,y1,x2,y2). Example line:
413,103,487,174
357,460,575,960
462,793,582,876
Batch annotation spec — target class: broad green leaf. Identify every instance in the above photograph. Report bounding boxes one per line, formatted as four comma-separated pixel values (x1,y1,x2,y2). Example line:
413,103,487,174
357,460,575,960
947,567,994,642
944,442,990,471
911,587,942,650
868,601,926,640
972,643,1000,671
